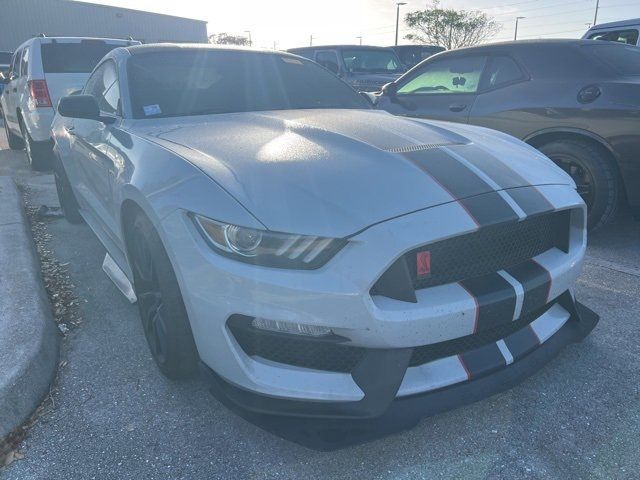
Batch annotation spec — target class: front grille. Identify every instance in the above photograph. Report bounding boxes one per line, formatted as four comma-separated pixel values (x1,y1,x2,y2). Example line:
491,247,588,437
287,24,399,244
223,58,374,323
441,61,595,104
228,300,557,373
409,302,553,367
373,210,571,297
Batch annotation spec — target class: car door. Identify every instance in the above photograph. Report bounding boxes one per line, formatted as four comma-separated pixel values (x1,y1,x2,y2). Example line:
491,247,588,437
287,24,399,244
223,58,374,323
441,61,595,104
467,55,531,138
70,60,121,243
3,48,22,129
379,54,488,123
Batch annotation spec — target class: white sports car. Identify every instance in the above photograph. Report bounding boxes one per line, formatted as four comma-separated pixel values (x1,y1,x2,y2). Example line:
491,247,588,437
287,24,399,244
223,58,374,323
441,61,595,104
51,44,598,423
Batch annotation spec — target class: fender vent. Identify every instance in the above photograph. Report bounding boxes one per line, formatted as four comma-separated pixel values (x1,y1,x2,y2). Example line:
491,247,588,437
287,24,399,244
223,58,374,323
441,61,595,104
384,142,463,154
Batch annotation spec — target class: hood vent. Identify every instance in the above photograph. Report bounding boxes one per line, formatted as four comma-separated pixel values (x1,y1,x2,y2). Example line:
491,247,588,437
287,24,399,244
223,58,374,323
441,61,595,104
384,142,464,154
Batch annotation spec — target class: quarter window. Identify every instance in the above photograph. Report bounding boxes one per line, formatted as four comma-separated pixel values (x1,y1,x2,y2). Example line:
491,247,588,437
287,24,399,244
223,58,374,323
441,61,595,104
10,49,22,77
397,56,487,95
85,61,120,115
484,56,525,89
20,47,29,77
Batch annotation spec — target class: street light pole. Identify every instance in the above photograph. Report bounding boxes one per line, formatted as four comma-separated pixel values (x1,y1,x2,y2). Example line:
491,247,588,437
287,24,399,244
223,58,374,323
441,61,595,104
593,0,600,25
514,16,525,41
395,2,407,46
310,34,313,46
244,30,252,46
356,36,362,45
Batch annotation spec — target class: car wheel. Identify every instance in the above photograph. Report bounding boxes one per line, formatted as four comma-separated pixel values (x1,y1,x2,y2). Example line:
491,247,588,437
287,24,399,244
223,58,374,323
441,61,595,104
3,112,24,150
538,139,619,230
128,212,199,379
20,120,52,171
53,153,84,224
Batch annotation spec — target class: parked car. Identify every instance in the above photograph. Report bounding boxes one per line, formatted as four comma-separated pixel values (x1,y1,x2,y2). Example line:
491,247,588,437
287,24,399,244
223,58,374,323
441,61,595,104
287,45,405,91
391,44,445,69
51,44,597,426
0,36,139,170
0,51,11,98
583,18,640,46
371,39,640,229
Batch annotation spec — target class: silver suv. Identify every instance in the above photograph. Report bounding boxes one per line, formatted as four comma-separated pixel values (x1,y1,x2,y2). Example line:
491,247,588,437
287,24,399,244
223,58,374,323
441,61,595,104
0,36,138,170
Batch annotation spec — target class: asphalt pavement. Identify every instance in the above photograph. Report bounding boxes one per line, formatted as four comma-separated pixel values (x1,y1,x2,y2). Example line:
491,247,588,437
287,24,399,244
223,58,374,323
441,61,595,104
1,124,639,479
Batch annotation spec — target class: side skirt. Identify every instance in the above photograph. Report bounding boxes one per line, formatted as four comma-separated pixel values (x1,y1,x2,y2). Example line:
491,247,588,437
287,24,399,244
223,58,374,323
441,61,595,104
102,253,137,303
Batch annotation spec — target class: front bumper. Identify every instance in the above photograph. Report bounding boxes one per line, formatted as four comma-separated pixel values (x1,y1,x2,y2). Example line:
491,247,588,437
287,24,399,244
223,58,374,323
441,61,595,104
161,183,590,414
201,294,598,421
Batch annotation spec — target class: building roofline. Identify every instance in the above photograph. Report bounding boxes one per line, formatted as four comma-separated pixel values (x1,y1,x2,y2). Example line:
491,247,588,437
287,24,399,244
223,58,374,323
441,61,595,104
61,0,207,24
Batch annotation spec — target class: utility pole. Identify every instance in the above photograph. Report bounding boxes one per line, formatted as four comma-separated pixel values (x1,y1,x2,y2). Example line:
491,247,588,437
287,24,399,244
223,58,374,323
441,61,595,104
309,34,313,46
244,30,252,46
593,0,600,26
514,16,525,41
356,36,362,45
395,2,407,46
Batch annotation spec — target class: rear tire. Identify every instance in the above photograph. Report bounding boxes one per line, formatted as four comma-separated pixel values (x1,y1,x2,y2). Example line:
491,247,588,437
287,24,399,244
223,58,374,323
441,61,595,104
20,120,52,171
3,112,24,150
127,212,199,379
53,153,84,224
538,139,619,230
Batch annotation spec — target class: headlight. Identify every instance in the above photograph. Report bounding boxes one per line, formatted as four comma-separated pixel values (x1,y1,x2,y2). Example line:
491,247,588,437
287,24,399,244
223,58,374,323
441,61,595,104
193,215,346,269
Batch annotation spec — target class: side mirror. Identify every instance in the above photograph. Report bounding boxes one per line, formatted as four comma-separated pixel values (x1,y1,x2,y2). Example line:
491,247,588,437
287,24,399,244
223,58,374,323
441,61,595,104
58,95,114,124
381,82,398,98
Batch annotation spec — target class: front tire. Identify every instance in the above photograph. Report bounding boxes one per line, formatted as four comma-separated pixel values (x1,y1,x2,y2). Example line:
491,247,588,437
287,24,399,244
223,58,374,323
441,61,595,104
538,139,619,230
128,212,199,379
20,120,52,171
53,153,84,224
3,112,24,150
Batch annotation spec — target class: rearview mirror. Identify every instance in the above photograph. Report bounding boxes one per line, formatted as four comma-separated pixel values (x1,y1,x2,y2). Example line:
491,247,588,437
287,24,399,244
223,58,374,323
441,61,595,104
58,95,114,124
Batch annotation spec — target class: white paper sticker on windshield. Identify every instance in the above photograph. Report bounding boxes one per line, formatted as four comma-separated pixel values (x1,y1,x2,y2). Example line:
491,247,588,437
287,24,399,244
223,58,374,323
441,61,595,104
143,104,162,116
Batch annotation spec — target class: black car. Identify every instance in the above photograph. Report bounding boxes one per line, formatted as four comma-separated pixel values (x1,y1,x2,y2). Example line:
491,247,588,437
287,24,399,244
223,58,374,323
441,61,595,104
372,39,640,229
391,44,445,68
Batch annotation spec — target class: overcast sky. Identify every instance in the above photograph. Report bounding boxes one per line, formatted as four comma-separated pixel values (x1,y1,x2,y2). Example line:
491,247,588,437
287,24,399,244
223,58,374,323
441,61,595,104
89,0,638,49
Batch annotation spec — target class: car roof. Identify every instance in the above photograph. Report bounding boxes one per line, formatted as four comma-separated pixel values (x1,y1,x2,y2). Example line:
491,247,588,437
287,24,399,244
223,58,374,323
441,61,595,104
123,43,303,60
587,18,640,30
288,45,395,51
436,38,619,55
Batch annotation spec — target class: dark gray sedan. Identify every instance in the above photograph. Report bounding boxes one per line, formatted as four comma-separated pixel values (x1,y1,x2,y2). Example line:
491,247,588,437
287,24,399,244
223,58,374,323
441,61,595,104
372,39,640,229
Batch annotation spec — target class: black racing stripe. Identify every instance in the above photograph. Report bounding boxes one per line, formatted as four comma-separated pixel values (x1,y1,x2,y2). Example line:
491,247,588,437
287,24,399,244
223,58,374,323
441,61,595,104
459,343,506,379
460,273,517,332
459,193,520,227
453,145,529,189
504,325,540,361
507,187,555,217
450,146,554,217
504,260,552,318
403,148,495,198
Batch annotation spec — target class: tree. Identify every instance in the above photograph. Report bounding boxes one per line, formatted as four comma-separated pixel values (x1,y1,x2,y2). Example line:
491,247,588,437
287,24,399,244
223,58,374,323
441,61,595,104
404,1,501,50
208,33,251,46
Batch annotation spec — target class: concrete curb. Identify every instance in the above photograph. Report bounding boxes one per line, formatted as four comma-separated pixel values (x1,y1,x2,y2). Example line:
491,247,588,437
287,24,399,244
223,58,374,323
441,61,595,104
0,176,59,439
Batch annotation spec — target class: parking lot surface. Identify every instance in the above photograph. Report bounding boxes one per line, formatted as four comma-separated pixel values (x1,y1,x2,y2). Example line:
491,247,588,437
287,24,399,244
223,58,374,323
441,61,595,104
1,124,640,480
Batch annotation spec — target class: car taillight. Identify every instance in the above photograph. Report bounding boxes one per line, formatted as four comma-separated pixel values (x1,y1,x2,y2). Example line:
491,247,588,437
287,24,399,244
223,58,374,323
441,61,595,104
28,80,52,107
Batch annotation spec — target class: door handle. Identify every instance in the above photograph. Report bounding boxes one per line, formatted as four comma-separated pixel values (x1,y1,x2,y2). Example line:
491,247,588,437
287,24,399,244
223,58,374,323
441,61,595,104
449,103,467,112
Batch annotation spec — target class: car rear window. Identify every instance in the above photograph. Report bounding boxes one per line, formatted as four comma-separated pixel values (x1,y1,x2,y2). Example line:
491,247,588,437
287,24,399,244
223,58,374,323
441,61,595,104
41,41,121,74
586,43,640,75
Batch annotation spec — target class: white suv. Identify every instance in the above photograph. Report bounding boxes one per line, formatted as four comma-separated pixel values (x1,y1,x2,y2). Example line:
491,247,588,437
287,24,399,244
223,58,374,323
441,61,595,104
0,36,138,170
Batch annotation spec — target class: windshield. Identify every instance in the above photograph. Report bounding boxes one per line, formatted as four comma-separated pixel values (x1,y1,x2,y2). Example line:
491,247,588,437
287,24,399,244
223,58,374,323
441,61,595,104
341,49,404,74
586,43,640,75
41,41,123,74
127,50,369,119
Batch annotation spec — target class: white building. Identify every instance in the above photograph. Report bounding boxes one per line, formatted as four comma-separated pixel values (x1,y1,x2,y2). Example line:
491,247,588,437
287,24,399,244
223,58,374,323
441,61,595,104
0,0,208,52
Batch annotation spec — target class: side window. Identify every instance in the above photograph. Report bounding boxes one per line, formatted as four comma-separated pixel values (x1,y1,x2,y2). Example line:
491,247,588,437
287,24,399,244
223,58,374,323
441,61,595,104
397,56,487,95
315,50,340,75
588,29,639,45
20,47,29,77
85,61,120,115
483,56,525,89
10,49,22,77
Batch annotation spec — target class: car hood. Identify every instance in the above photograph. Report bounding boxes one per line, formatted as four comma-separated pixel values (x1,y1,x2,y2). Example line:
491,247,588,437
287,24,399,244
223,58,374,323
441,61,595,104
130,109,573,237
